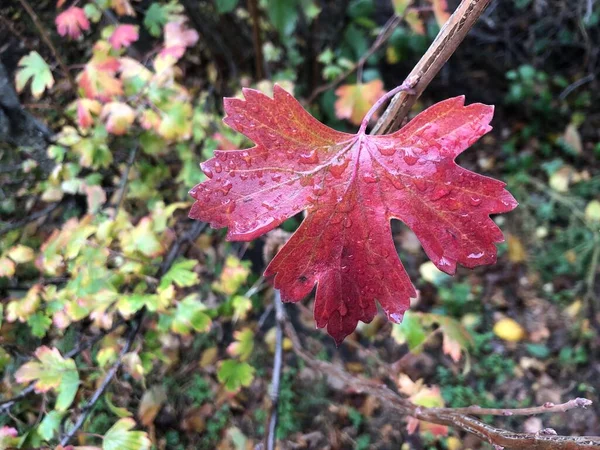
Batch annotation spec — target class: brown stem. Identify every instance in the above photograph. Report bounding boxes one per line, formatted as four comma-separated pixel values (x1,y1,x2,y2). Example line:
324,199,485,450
284,322,600,450
372,0,492,135
429,398,594,417
248,0,265,80
17,0,78,94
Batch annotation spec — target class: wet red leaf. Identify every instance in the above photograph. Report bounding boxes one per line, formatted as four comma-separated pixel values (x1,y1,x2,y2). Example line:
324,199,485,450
189,85,517,344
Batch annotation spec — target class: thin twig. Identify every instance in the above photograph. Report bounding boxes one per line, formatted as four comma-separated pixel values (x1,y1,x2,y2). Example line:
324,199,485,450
248,0,265,80
111,146,139,219
0,202,60,237
372,0,493,134
284,321,600,450
307,13,402,103
59,311,144,446
17,0,78,93
0,319,125,414
559,73,596,100
265,290,285,450
429,397,593,417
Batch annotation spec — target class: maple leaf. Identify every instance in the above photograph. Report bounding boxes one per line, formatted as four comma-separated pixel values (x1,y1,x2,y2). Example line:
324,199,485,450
101,101,135,135
109,24,139,50
335,79,385,126
76,98,102,128
15,51,54,99
156,20,199,66
78,42,123,101
188,85,517,344
55,7,90,39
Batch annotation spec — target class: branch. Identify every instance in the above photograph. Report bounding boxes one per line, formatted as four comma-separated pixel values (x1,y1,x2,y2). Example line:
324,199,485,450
17,0,78,93
429,398,594,417
0,319,125,414
59,312,144,446
307,13,402,103
372,0,492,134
265,290,285,450
284,322,600,450
248,0,265,80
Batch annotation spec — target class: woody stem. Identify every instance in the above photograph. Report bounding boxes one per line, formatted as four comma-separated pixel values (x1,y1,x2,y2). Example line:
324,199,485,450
358,79,415,134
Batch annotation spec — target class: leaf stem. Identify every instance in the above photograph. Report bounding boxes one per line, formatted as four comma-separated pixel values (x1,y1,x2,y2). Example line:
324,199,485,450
358,78,416,134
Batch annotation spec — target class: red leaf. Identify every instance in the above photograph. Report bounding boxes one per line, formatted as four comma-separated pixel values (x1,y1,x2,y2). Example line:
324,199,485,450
188,86,517,344
55,7,90,39
109,25,139,50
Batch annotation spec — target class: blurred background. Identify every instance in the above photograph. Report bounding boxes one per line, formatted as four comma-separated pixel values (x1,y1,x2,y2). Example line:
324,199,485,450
0,0,599,449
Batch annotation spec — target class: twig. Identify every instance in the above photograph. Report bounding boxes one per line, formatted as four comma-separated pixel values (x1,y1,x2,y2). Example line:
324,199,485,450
265,290,285,450
0,385,37,413
284,322,600,450
307,13,402,103
59,311,144,446
247,0,265,80
111,146,139,219
372,0,493,134
0,202,60,237
429,397,593,417
17,0,78,93
0,319,125,414
559,73,596,100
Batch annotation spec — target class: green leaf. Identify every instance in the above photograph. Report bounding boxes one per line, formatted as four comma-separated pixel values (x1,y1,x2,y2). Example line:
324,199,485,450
56,367,80,411
27,312,52,338
144,2,184,37
15,51,54,99
14,347,79,411
105,392,133,418
171,295,211,336
266,0,299,36
227,328,254,361
103,418,151,450
144,3,168,37
159,258,199,290
391,311,427,350
215,0,239,13
217,360,255,391
37,410,64,441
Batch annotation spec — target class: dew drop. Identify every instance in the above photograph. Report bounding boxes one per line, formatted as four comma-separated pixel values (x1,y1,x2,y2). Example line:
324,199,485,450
258,179,267,186
239,173,249,181
220,180,233,195
413,178,427,192
343,217,353,228
468,252,484,259
271,173,282,182
431,186,452,201
329,158,350,178
299,150,319,164
214,161,223,173
216,152,228,161
313,181,327,196
261,201,275,211
470,196,482,206
362,172,378,183
378,143,396,156
339,303,348,316
203,167,213,179
403,154,418,166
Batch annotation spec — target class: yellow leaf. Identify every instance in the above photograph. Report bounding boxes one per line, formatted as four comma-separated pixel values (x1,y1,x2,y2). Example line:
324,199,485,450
334,79,385,126
563,123,582,154
585,200,600,223
493,317,525,342
507,234,526,263
7,245,35,264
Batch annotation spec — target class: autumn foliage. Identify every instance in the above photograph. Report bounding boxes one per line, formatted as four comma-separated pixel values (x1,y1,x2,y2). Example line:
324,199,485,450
189,86,517,343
